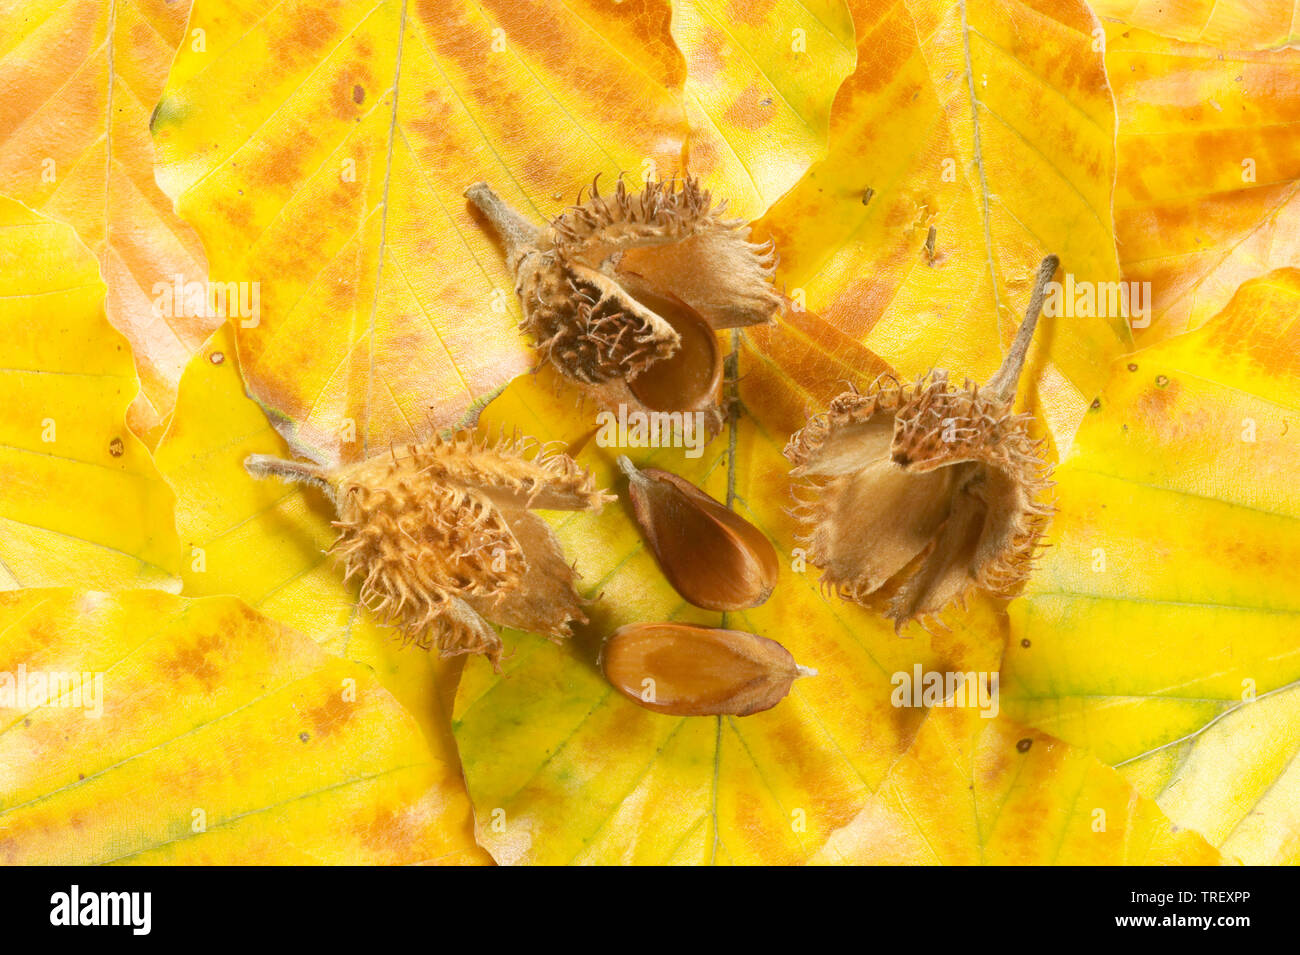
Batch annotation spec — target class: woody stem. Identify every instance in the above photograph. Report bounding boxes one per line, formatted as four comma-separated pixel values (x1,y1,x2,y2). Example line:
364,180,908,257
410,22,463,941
245,454,337,506
464,182,542,272
988,254,1059,402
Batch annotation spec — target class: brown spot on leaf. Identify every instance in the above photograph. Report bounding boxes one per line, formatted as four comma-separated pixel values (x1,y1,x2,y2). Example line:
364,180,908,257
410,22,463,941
301,690,355,738
721,82,775,131
689,25,727,82
163,631,226,691
109,437,124,457
1016,737,1033,753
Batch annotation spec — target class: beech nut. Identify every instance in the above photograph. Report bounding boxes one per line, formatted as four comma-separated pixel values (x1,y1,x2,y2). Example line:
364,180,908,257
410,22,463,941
619,456,779,611
601,623,815,717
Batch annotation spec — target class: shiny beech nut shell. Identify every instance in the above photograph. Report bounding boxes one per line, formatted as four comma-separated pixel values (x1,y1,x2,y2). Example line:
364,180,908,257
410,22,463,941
601,623,814,717
619,457,779,611
623,286,723,415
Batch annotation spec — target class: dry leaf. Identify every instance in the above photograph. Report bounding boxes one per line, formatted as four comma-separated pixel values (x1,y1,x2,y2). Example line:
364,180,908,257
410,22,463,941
675,0,858,219
1090,0,1300,49
813,706,1221,864
1107,24,1300,342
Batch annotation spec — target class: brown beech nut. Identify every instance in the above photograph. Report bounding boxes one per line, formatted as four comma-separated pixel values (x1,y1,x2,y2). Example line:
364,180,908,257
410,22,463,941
619,456,779,611
601,623,815,717
621,285,724,416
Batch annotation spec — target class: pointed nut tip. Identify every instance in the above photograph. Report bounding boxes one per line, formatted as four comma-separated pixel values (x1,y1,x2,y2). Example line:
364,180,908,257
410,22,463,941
795,664,818,679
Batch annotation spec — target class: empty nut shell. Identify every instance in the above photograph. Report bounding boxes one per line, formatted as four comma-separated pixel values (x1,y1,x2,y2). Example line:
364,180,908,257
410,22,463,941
619,456,779,611
601,622,814,716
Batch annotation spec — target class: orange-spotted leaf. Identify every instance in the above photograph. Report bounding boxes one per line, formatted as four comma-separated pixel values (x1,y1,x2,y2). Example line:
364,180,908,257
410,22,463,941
1108,25,1300,343
0,0,210,442
676,0,857,220
151,0,698,465
753,0,1130,454
153,323,489,864
1090,0,1300,49
0,589,482,864
813,706,1221,864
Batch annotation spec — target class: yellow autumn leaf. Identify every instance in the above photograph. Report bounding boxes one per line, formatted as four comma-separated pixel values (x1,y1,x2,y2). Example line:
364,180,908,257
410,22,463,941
0,0,210,442
1107,23,1300,342
1001,268,1300,864
151,0,854,464
675,0,857,220
0,196,180,591
753,0,1130,455
812,706,1221,864
151,0,688,464
153,322,490,863
0,588,480,864
1089,0,1300,49
1126,681,1300,865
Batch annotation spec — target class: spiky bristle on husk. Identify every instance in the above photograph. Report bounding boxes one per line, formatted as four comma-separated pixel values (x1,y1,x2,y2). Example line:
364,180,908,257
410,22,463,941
333,480,524,646
553,176,782,332
330,433,612,665
354,430,615,512
517,255,680,384
551,175,724,254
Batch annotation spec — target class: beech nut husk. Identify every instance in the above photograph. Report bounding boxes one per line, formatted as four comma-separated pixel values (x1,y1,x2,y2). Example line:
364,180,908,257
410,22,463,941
619,456,779,611
465,175,779,435
601,623,814,717
245,432,613,668
784,256,1060,631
